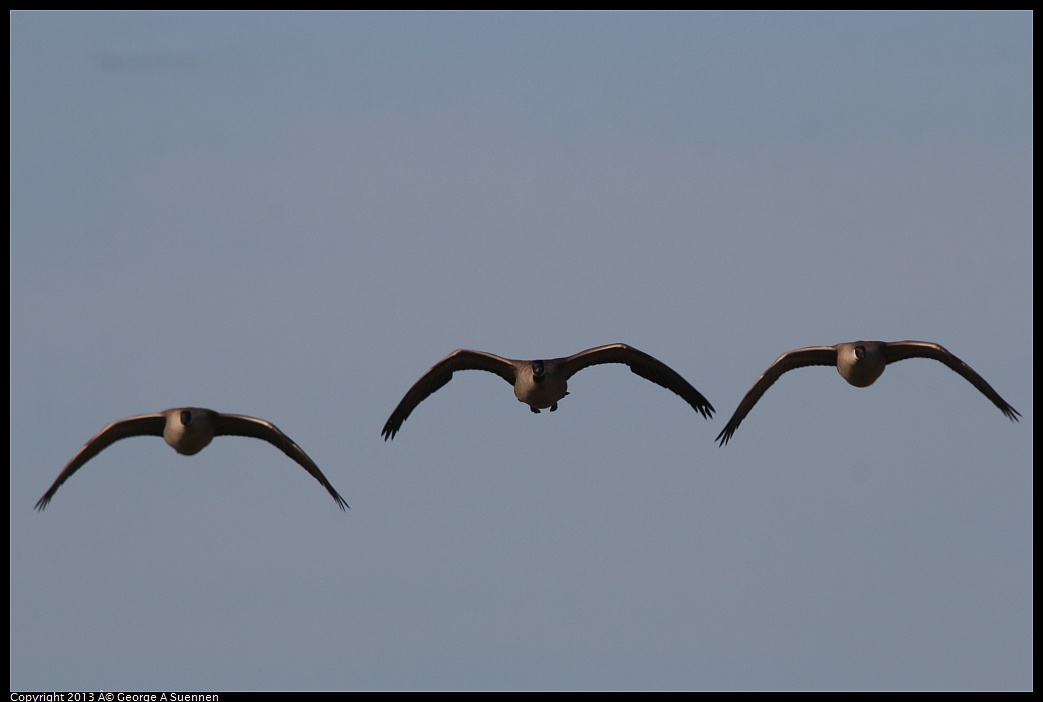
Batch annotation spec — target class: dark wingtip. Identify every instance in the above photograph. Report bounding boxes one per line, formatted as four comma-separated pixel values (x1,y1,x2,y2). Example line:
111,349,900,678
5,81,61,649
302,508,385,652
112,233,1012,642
1004,406,1022,422
715,428,733,447
34,494,51,511
685,395,714,420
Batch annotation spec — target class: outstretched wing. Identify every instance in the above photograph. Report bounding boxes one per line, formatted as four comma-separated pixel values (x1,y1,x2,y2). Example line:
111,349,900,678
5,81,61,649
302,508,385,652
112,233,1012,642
882,341,1020,421
381,350,518,441
215,414,349,510
35,413,167,511
716,346,837,446
558,343,715,420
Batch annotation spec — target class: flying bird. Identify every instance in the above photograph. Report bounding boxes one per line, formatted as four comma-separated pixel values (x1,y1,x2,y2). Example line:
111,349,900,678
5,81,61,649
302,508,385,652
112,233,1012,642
35,408,348,510
716,340,1020,446
381,343,714,440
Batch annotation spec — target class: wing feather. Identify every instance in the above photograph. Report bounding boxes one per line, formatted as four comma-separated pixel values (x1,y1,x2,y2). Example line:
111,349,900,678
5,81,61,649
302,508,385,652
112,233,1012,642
215,414,348,509
381,350,517,440
35,413,166,510
882,341,1020,421
716,346,837,446
558,343,715,419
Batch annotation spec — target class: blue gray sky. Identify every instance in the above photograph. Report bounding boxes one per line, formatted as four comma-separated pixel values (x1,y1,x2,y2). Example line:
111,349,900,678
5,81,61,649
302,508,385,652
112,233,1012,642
10,11,1032,691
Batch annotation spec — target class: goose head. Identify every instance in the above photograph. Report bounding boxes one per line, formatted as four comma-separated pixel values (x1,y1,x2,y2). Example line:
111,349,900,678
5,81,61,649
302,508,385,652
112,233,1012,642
531,360,545,382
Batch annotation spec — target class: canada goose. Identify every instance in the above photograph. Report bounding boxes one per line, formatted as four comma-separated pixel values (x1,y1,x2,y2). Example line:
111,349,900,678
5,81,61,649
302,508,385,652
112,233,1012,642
716,340,1020,446
35,408,348,510
381,343,714,440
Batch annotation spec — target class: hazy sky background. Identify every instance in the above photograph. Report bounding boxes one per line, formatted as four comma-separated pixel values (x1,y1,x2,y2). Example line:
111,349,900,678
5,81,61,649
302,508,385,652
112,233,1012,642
10,11,1032,691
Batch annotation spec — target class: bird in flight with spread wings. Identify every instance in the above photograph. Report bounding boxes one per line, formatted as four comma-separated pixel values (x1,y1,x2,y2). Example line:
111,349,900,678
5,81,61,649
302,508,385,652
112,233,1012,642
716,340,1020,446
382,343,714,440
35,407,348,510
